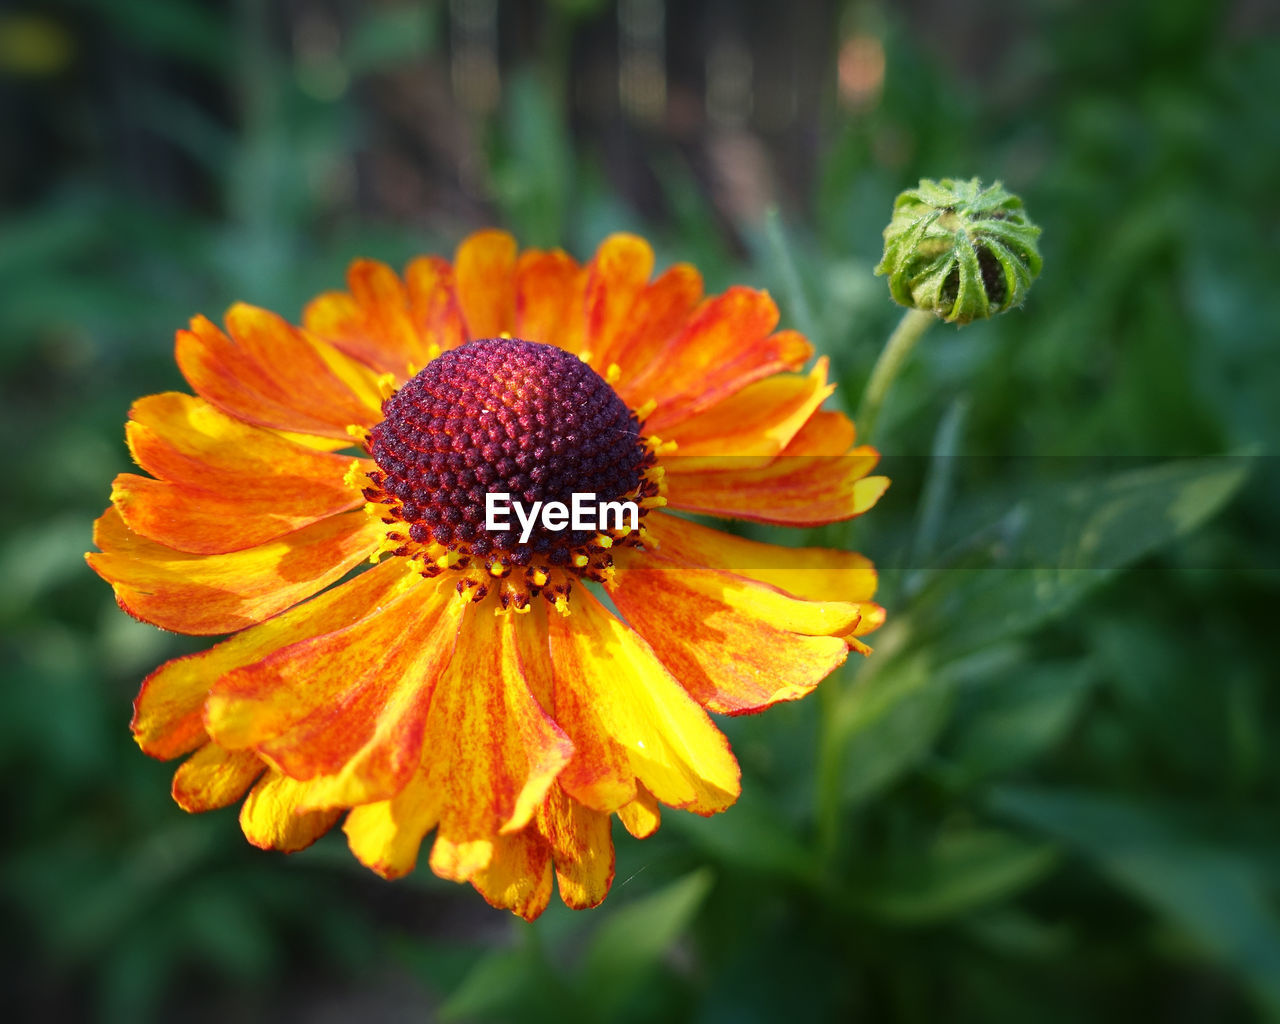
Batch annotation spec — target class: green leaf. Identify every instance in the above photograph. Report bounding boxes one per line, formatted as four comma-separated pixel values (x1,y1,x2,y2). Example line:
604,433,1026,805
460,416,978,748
909,457,1250,660
577,869,714,1021
846,828,1060,926
441,936,571,1024
991,786,1280,1017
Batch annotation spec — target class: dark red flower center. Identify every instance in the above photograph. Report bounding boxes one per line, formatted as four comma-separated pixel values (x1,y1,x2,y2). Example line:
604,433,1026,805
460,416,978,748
368,337,648,567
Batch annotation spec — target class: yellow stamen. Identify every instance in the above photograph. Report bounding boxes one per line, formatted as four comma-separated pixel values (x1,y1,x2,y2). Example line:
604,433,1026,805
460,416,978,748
345,461,369,490
605,363,622,384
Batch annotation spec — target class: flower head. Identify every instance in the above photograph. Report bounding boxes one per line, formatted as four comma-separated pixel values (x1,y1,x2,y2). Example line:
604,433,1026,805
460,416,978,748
876,177,1043,324
87,230,888,919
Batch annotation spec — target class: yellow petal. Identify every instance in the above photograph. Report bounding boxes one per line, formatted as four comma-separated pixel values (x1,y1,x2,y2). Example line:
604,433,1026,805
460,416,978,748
547,588,741,815
617,783,661,839
537,783,615,909
609,562,858,715
641,511,880,606
343,773,443,880
469,828,554,921
239,770,340,852
171,744,263,812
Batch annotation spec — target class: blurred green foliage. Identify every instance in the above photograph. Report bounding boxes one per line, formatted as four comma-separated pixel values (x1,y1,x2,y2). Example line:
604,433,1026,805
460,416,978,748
2,0,1278,1021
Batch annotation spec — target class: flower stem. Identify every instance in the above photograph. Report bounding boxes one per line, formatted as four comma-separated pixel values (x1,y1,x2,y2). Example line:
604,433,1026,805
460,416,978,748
856,308,936,444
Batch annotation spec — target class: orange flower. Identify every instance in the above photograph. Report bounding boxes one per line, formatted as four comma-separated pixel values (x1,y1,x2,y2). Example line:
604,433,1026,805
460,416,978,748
87,230,889,919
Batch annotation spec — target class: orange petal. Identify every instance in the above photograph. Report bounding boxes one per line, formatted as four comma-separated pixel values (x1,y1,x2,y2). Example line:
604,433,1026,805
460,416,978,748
537,783,615,909
606,264,704,387
303,259,439,376
469,828,554,921
617,783,661,839
657,357,835,457
513,248,586,352
547,588,741,815
111,472,362,555
780,410,857,455
405,255,468,355
175,305,384,440
581,234,654,362
642,511,880,606
239,770,340,853
420,607,574,879
663,412,889,526
455,229,517,339
343,772,443,880
206,574,463,809
624,289,810,423
126,392,360,497
172,744,263,812
609,562,859,716
665,459,889,526
130,557,414,760
88,507,384,635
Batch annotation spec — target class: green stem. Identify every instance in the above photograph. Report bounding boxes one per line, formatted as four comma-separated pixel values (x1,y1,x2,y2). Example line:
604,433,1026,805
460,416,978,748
856,308,936,443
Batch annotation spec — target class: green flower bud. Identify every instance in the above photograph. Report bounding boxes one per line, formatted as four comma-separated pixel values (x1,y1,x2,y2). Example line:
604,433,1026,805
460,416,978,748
875,178,1043,325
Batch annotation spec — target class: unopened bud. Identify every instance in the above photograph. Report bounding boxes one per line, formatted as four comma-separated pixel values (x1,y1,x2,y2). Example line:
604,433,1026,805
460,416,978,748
876,178,1042,325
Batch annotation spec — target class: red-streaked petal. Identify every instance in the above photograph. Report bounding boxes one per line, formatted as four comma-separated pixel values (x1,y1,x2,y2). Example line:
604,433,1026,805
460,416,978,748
625,288,811,424
537,783,616,910
469,828,554,921
610,562,859,715
421,608,573,881
239,770,340,853
455,229,517,339
172,744,264,812
176,306,385,439
405,255,468,355
206,574,462,809
546,589,741,815
303,259,439,376
605,264,704,385
659,357,835,458
663,413,889,526
126,392,360,495
664,456,889,525
514,248,586,352
130,557,415,760
88,507,384,635
581,234,654,361
111,473,362,555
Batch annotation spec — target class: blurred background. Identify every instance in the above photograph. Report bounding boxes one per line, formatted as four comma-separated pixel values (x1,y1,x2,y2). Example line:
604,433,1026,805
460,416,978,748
2,0,1279,1020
